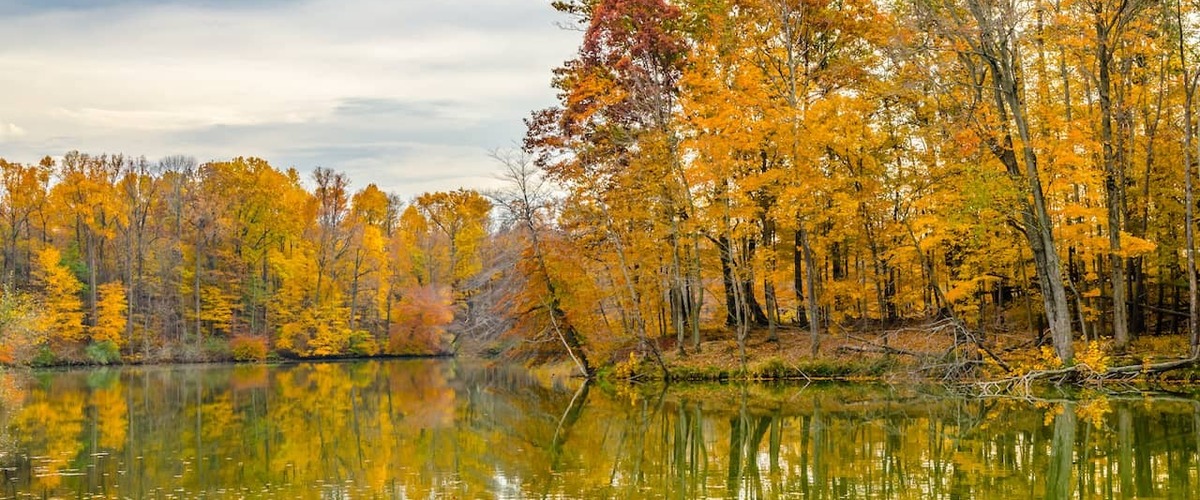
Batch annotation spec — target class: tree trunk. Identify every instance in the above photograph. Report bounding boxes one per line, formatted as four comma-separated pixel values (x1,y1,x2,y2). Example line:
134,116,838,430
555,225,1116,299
798,223,820,356
1190,98,1200,356
349,253,361,331
719,234,739,326
87,230,98,326
194,232,203,344
793,229,810,327
762,216,779,341
741,239,769,326
1096,11,1130,350
1179,1,1200,356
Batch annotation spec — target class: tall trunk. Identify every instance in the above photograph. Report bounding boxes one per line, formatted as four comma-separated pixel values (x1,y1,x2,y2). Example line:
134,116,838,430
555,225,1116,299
854,170,891,328
1007,86,1074,362
798,223,820,356
606,216,668,377
87,231,98,326
762,216,779,341
194,234,202,344
741,239,769,326
1096,9,1130,350
126,220,136,345
260,256,269,334
1190,97,1200,356
689,240,703,352
669,228,687,355
719,234,739,326
1179,1,1200,356
517,182,591,377
730,236,750,372
793,229,810,327
349,254,361,332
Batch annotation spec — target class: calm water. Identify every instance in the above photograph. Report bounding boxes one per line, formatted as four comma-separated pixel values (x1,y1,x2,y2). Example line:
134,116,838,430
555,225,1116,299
0,360,1198,498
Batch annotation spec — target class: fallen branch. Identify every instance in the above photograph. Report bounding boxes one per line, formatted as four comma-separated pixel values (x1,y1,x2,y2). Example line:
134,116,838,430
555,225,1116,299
976,356,1200,395
841,336,931,358
1106,356,1200,375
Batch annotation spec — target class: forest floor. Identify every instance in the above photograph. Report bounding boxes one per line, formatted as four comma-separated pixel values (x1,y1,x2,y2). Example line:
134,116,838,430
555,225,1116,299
622,321,1200,385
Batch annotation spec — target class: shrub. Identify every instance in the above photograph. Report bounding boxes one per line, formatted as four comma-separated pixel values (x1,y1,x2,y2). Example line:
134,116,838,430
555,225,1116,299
751,357,790,379
612,352,642,379
348,330,379,356
230,336,268,362
31,345,57,367
202,336,231,360
85,340,121,365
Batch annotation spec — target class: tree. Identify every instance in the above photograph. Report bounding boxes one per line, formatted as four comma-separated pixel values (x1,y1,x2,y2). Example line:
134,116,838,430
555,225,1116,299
492,149,593,376
51,152,126,327
0,158,50,283
917,0,1075,362
34,247,85,343
92,282,127,347
312,167,351,306
415,189,492,291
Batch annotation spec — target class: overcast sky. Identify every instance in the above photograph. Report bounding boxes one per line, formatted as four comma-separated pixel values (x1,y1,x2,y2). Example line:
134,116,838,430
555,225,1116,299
0,0,578,199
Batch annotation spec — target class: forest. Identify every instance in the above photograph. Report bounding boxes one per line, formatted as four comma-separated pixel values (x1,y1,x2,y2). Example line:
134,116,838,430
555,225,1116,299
0,153,491,364
4,0,1200,381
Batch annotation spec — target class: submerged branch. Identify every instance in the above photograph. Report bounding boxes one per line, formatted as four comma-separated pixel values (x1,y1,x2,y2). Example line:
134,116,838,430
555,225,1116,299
976,356,1200,395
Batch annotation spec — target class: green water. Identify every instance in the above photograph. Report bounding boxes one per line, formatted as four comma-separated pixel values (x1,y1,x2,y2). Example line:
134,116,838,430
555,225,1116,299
0,359,1197,498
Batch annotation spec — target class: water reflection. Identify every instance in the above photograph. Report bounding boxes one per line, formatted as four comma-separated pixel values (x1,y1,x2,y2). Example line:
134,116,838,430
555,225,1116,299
0,360,1198,498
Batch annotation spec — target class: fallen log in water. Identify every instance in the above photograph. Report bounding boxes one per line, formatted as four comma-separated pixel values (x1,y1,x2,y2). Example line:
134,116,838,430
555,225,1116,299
976,356,1200,394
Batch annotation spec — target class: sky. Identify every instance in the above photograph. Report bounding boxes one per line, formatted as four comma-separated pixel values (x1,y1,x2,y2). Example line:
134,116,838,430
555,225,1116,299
0,0,579,200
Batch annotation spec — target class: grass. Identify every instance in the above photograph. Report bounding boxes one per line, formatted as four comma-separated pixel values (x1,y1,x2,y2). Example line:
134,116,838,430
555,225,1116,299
617,325,939,383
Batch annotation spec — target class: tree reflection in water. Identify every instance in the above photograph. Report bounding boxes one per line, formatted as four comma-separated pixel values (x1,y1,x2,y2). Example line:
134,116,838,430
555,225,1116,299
1,361,1198,498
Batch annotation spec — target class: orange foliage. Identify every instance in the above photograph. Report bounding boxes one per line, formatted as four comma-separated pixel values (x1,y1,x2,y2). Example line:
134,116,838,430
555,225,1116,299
388,285,453,355
230,335,268,362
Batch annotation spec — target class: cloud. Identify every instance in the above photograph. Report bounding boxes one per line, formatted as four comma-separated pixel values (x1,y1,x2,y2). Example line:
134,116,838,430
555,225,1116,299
0,0,579,199
0,121,27,141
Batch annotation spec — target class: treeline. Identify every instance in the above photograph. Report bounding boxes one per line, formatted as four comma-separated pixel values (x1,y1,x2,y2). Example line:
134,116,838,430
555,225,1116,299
10,0,1200,375
0,153,491,364
497,0,1200,375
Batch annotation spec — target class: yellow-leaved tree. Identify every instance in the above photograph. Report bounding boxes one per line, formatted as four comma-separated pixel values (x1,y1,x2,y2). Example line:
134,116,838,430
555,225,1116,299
91,282,127,347
33,247,84,343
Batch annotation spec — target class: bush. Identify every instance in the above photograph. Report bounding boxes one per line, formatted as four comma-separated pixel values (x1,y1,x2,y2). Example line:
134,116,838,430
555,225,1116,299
31,345,57,367
85,340,121,365
230,336,268,362
202,336,231,360
751,357,790,379
612,352,642,379
348,330,379,356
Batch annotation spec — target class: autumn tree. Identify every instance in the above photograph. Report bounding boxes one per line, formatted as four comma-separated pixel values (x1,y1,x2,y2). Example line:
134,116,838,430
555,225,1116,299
492,149,592,376
34,247,85,343
915,0,1075,361
0,158,50,283
51,152,126,327
91,282,127,347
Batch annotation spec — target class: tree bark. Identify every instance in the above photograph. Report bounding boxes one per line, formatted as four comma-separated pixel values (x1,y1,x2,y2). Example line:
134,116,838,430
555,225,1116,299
1095,2,1130,350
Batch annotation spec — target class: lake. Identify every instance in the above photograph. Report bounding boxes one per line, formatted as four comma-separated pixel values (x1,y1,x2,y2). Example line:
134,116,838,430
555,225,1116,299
0,359,1198,498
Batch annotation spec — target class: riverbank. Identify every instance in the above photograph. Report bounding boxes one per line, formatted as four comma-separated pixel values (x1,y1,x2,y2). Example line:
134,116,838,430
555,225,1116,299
8,337,453,369
607,323,1200,385
12,322,1200,387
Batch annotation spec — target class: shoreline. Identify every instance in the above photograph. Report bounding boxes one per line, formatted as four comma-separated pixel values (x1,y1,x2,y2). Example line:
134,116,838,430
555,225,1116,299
10,325,1200,387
